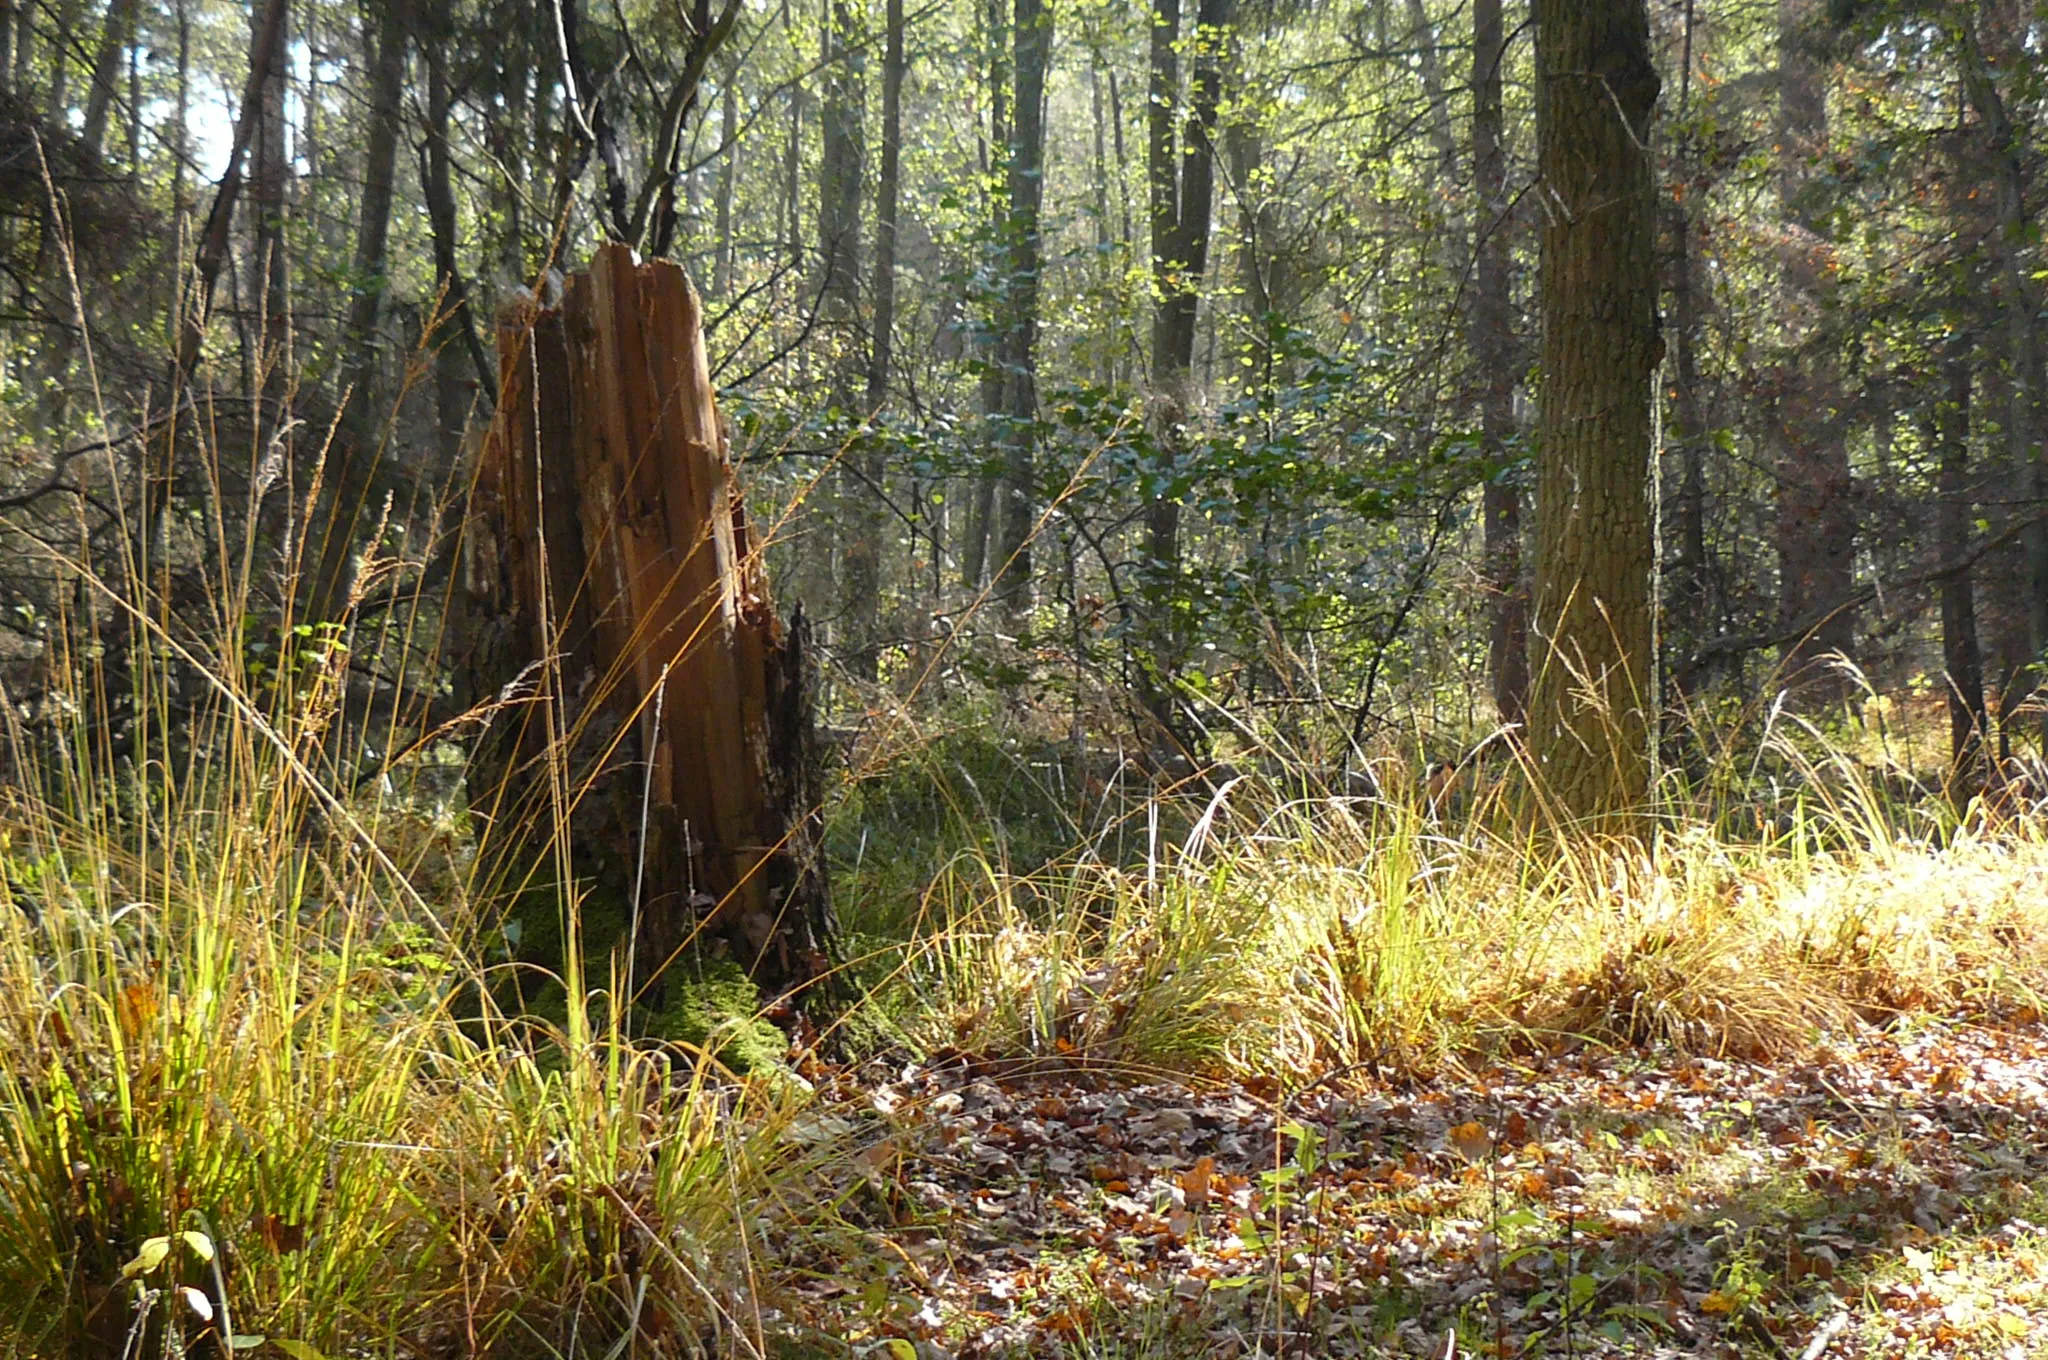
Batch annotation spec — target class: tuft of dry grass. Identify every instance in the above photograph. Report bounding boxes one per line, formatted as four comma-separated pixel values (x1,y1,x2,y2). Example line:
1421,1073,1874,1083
897,766,2048,1082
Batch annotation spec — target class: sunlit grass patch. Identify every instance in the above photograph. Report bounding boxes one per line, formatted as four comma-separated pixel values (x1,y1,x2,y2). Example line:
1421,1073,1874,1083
892,767,2048,1080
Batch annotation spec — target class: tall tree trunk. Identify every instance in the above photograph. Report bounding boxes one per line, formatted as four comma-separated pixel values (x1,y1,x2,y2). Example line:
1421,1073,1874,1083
250,0,291,384
961,0,1009,593
1144,0,1230,660
1771,0,1855,696
1666,11,1712,691
1952,14,2048,746
422,44,495,418
991,0,1049,619
1405,0,1465,275
45,0,80,120
493,0,531,282
866,1,904,406
818,0,871,674
169,0,191,272
340,0,407,445
1936,349,1987,788
82,0,133,160
1529,0,1660,824
1471,0,1527,727
713,58,740,299
301,0,408,627
838,0,902,675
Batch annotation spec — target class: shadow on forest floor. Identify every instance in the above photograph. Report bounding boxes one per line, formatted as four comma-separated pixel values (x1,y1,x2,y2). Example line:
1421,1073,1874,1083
770,1019,2048,1358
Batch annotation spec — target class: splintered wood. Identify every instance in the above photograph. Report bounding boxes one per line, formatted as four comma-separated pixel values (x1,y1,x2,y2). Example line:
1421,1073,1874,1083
467,242,833,999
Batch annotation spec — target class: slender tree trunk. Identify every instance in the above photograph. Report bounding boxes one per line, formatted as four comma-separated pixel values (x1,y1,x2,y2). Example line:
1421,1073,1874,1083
340,0,407,445
306,0,405,625
1224,117,1273,396
962,0,1008,593
170,0,190,235
1405,0,1466,274
1529,0,1661,824
1144,0,1229,602
713,59,740,299
992,0,1049,619
839,0,902,677
250,0,291,384
45,0,80,120
7,0,27,97
1936,350,1987,787
123,31,137,186
1771,0,1855,696
1090,54,1114,387
1471,0,1526,727
818,0,871,674
493,0,531,282
1667,3,1711,690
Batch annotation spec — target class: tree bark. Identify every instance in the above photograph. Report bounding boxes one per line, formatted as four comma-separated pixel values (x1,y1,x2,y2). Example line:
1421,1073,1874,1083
464,245,836,1005
1529,0,1660,825
962,0,1009,593
1771,0,1856,697
713,58,740,299
80,0,136,159
340,0,408,445
817,0,873,676
1936,349,1987,788
1144,0,1230,661
250,0,291,371
1471,0,1527,727
1952,13,2048,746
991,0,1049,619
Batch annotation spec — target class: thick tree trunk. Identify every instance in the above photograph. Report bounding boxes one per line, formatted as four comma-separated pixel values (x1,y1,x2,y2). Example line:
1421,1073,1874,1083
1529,0,1660,824
464,245,836,1004
1470,0,1526,728
991,0,1049,619
1771,0,1856,698
1936,351,1987,788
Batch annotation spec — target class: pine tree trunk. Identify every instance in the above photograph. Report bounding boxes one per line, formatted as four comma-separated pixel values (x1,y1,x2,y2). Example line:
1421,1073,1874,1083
250,0,291,383
80,0,136,159
713,60,740,299
1141,0,1229,745
1952,15,2048,746
1936,349,1987,788
818,0,872,676
1471,0,1527,728
963,0,1009,595
1771,0,1856,697
992,0,1048,619
340,0,407,442
1529,0,1660,825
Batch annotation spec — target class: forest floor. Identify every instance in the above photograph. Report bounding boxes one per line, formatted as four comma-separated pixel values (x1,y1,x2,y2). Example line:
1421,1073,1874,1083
775,1017,2048,1359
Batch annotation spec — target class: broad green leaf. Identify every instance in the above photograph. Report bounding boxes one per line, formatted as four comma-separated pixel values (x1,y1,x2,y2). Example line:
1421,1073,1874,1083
121,1236,172,1279
270,1342,331,1360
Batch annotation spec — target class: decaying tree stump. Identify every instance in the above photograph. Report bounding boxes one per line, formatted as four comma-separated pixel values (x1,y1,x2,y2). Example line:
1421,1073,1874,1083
461,243,834,1005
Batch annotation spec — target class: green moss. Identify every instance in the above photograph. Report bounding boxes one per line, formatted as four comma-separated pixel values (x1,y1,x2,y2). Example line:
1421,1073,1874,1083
647,957,788,1074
